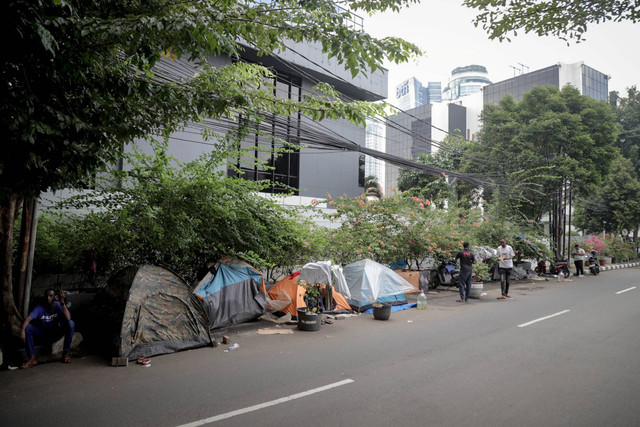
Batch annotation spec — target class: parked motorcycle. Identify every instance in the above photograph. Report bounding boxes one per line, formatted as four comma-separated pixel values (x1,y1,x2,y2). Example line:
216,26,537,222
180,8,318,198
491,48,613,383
588,251,600,275
430,260,459,289
534,259,571,278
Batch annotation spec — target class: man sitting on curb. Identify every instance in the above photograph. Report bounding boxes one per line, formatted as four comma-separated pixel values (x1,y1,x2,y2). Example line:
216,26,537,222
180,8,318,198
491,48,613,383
20,288,75,368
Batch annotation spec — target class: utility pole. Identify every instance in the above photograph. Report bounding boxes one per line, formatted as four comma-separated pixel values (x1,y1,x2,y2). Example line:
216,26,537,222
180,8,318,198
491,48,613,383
567,181,572,262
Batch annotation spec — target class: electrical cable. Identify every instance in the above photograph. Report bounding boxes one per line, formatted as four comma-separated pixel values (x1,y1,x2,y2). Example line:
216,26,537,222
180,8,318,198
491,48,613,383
144,41,539,188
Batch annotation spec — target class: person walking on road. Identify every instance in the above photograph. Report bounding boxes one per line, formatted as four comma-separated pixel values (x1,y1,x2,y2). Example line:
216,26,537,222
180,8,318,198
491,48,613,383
496,239,515,299
454,241,476,303
572,244,586,277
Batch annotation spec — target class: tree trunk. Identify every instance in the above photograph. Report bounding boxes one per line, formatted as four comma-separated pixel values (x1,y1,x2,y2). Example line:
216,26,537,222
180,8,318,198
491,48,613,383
16,198,35,313
1,192,24,366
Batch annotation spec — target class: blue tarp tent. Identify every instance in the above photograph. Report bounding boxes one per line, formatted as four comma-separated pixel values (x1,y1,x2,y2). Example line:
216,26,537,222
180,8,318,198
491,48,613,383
193,259,267,330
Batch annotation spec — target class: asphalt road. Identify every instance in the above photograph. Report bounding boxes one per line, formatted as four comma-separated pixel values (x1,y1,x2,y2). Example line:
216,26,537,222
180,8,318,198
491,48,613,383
1,268,639,427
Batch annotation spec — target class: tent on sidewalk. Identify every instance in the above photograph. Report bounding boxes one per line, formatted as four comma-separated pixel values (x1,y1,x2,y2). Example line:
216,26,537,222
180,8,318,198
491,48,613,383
86,265,212,361
267,271,351,316
343,259,415,311
193,258,267,330
299,261,351,299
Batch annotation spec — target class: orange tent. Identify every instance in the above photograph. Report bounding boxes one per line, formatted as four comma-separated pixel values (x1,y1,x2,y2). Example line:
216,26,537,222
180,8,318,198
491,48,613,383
268,271,351,316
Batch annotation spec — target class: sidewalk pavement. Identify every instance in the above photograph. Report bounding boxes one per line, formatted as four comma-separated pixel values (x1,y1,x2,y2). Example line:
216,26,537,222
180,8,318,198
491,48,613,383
3,262,637,368
207,260,640,339
599,261,640,271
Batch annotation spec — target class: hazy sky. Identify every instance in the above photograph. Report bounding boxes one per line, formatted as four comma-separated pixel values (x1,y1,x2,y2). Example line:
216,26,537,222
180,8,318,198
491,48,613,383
364,0,639,99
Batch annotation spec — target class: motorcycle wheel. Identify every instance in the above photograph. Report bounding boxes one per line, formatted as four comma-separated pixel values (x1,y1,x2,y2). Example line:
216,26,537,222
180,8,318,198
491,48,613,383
450,274,459,288
429,274,440,290
561,266,571,278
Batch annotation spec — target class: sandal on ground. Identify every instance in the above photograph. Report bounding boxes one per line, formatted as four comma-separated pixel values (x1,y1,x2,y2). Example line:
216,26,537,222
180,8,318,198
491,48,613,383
62,353,71,364
497,296,506,300
21,358,38,369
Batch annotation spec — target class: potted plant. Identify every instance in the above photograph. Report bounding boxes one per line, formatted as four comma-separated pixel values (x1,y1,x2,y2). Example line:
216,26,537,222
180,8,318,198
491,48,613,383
297,281,323,331
469,261,491,299
473,261,491,282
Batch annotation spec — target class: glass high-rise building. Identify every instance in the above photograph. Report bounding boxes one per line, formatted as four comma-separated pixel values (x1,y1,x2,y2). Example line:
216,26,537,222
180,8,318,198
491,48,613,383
394,77,429,110
483,61,609,105
365,119,386,190
442,65,492,101
427,81,442,103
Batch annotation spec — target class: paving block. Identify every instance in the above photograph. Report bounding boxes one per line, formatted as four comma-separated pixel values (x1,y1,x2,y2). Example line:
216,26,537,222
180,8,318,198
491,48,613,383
111,357,128,367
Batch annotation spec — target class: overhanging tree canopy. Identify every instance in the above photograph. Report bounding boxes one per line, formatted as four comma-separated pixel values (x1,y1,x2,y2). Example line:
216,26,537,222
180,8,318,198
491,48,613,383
2,0,421,349
463,0,640,42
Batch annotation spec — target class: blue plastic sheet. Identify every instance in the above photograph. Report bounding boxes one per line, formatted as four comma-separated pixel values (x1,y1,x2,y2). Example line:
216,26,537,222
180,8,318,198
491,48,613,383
363,302,416,314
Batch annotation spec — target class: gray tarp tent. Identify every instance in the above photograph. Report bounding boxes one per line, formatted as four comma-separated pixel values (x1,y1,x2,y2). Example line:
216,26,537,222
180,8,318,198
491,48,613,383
88,265,212,360
299,261,351,299
193,258,267,330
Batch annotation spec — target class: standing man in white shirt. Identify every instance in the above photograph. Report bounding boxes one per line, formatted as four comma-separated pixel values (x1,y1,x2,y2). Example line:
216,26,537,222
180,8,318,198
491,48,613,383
571,244,586,277
496,239,515,300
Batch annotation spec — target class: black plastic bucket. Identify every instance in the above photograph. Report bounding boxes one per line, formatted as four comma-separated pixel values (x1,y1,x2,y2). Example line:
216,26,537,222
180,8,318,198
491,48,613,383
297,308,322,331
373,304,391,320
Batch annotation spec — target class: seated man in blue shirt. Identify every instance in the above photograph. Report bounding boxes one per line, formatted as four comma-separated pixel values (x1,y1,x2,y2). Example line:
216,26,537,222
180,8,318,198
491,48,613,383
19,288,75,368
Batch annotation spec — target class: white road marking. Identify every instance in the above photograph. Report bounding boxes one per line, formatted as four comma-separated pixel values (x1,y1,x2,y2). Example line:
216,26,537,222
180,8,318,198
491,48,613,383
616,287,637,295
176,379,354,426
518,310,571,328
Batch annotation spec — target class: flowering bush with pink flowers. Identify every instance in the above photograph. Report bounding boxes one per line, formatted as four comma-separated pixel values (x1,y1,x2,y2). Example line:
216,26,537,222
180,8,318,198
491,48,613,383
313,190,437,266
308,191,488,268
580,235,606,255
305,192,556,270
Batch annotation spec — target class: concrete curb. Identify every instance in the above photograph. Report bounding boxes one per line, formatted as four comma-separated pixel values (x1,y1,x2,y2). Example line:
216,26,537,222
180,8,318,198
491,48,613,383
600,261,640,271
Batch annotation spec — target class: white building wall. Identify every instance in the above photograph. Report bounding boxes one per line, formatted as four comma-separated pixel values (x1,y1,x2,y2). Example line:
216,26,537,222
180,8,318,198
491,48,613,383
430,103,449,153
458,91,483,141
278,40,388,100
558,61,583,93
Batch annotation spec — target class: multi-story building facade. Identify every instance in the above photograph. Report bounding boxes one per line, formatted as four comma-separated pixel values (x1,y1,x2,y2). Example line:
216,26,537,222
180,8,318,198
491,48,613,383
127,38,388,202
379,61,610,201
384,103,466,194
483,61,609,105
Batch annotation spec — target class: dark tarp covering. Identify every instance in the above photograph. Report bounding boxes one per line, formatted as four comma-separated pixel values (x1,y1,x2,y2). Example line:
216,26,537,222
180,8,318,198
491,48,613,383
193,259,267,330
95,265,212,360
